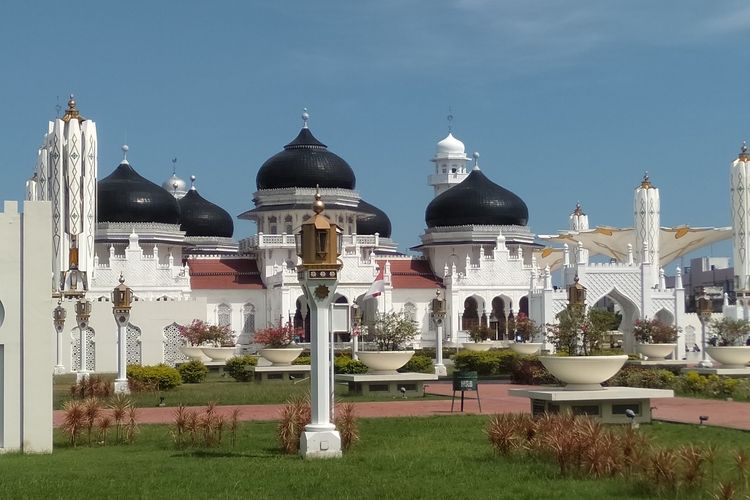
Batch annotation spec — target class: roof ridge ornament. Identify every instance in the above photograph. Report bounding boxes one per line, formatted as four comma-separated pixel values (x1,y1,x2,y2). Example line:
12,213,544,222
472,151,480,171
739,141,749,162
62,94,85,123
302,108,310,129
121,145,129,165
447,107,454,133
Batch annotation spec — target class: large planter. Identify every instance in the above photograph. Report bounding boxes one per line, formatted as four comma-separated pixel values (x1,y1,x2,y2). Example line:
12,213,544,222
635,343,677,360
356,350,415,374
259,347,304,366
461,342,492,352
510,342,543,356
200,346,237,362
180,346,210,361
706,346,750,368
539,355,628,391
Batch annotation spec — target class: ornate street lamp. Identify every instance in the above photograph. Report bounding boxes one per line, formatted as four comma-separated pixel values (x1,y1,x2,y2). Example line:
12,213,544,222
351,303,362,361
567,275,587,308
74,297,92,382
697,293,713,368
111,274,133,394
295,189,343,459
53,301,67,374
431,289,447,376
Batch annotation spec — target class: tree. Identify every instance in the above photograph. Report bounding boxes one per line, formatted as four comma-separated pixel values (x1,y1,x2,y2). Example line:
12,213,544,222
546,305,607,356
709,318,750,346
366,310,418,351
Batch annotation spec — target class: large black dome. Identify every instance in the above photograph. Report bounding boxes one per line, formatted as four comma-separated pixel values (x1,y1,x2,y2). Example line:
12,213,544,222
256,128,356,190
356,199,392,238
425,168,528,228
178,188,234,238
98,162,181,224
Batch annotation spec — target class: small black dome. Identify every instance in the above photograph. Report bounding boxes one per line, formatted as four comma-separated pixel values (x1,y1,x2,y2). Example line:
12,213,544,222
98,162,181,224
178,188,234,238
425,169,528,228
356,199,392,238
256,128,356,190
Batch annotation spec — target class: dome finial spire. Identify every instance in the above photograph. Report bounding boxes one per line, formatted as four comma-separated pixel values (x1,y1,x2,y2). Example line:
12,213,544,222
472,152,480,171
171,157,177,175
62,93,85,123
739,141,749,161
121,145,129,164
302,108,310,129
573,201,585,216
640,171,653,189
190,175,196,191
447,106,454,133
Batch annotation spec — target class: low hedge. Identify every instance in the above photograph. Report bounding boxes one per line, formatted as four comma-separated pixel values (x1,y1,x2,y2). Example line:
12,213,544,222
127,363,182,391
334,355,368,374
399,354,434,374
293,355,311,365
177,360,208,383
453,349,520,376
225,355,258,382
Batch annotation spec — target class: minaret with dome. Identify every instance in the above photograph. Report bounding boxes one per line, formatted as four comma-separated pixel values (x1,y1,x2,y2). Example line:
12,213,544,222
428,114,470,197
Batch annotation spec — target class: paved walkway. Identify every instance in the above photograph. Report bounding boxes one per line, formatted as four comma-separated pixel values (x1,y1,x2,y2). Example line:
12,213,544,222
52,382,750,431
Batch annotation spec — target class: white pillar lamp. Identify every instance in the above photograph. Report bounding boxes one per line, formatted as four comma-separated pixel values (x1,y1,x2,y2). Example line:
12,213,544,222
111,274,133,394
74,297,92,382
431,289,447,376
53,301,67,374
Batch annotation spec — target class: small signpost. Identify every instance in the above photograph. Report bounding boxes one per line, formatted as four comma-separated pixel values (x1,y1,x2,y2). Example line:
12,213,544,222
451,371,481,413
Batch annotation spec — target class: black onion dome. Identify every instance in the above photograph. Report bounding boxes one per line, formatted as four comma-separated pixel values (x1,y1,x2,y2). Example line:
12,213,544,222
98,162,181,224
178,189,234,238
356,199,392,238
425,169,528,227
256,128,356,190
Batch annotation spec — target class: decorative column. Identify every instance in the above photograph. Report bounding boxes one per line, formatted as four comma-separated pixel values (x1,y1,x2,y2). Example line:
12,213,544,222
295,191,343,459
431,289,447,376
731,143,750,309
697,293,713,368
74,297,92,382
52,301,67,374
111,274,133,394
634,173,660,287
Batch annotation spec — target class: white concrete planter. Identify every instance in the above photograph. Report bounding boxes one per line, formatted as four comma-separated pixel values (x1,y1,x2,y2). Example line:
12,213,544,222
259,347,304,366
461,342,492,352
510,343,542,356
356,350,415,374
706,346,750,368
539,355,628,391
180,346,210,361
635,343,677,360
200,346,237,362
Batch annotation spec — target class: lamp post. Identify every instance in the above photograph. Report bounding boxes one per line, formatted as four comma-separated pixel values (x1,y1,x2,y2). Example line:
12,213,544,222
75,297,92,382
431,289,447,376
352,304,361,361
295,190,343,459
53,301,67,374
697,293,713,368
111,274,133,394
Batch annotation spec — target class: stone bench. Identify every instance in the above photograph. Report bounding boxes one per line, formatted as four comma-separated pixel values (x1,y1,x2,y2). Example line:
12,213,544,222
335,373,438,397
249,365,311,382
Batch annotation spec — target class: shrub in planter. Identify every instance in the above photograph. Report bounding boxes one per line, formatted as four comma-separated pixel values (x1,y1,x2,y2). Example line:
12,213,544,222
632,318,679,344
127,364,182,391
177,360,208,384
709,317,750,346
468,325,492,343
225,355,258,382
509,357,556,385
399,354,433,373
334,355,368,374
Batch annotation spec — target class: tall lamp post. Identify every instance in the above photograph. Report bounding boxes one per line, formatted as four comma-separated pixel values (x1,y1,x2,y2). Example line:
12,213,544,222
431,289,447,376
75,297,92,382
53,301,67,375
111,274,133,394
352,304,361,361
697,294,713,368
295,190,343,459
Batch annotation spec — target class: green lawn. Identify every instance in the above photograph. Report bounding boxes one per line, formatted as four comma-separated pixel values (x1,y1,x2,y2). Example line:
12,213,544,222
5,415,750,499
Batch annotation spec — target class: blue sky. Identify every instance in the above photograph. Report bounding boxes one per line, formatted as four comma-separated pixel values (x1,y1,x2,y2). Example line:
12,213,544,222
1,1,748,262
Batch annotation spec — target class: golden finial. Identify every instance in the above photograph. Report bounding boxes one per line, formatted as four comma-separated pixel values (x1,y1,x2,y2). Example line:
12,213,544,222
312,185,325,214
739,141,749,162
62,93,85,123
572,202,585,216
640,172,653,189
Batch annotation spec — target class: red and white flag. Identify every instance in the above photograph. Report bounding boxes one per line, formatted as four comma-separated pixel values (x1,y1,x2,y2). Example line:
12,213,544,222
364,264,385,300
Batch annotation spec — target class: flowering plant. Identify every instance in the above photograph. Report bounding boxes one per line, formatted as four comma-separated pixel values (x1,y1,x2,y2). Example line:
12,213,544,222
546,305,606,356
709,317,750,347
632,318,679,344
178,319,234,347
365,310,418,351
253,321,302,348
468,325,492,343
514,312,541,342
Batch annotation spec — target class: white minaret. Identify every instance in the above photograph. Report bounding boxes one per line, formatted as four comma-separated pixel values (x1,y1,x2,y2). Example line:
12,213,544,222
27,95,97,292
731,143,750,291
428,113,469,197
634,172,660,287
569,202,589,265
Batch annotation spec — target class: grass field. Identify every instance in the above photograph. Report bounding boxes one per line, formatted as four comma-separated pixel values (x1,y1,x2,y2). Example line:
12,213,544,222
5,415,750,499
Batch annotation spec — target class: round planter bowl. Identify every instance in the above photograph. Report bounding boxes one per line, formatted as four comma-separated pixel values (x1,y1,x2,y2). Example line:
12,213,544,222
200,346,237,362
539,355,628,391
179,346,210,361
259,347,304,366
635,343,677,360
706,346,750,368
461,342,492,352
356,350,415,375
510,343,543,356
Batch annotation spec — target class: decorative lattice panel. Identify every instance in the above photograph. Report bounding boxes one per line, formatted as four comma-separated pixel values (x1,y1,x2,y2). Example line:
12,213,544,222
126,323,142,365
71,327,96,371
163,323,188,366
218,304,231,328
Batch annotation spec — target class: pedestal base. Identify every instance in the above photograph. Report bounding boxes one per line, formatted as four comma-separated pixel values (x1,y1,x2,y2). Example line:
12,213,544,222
300,429,342,459
683,367,750,376
75,371,90,383
434,363,447,376
114,379,130,394
53,365,66,375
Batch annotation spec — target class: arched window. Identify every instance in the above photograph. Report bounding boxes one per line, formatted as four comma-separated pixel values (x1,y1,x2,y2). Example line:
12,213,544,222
284,215,293,234
242,304,255,335
462,297,479,330
268,216,278,234
403,302,417,322
217,303,232,329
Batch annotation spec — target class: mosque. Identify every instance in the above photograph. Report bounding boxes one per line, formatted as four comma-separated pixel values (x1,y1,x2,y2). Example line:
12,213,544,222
23,97,738,373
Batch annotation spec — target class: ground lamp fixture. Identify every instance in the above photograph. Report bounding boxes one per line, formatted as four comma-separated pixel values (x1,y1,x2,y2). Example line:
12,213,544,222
699,415,709,427
112,274,133,394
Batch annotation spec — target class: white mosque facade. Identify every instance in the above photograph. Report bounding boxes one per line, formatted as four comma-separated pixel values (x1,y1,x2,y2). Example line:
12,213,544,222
21,99,739,373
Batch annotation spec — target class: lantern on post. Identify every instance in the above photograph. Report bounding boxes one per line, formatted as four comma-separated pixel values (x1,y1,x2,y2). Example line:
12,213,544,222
52,301,67,374
431,289,447,376
111,274,133,394
74,297,93,381
296,189,343,459
567,275,587,308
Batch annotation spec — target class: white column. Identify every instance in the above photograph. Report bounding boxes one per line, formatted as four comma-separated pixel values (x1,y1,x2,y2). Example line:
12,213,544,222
76,322,90,383
114,319,130,393
434,320,446,376
54,325,65,375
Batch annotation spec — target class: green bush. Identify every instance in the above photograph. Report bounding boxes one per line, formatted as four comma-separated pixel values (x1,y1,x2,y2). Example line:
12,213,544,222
293,355,311,365
454,350,519,376
509,357,556,385
177,360,208,383
127,363,182,391
399,354,434,374
334,355,368,374
605,366,675,389
225,355,258,382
